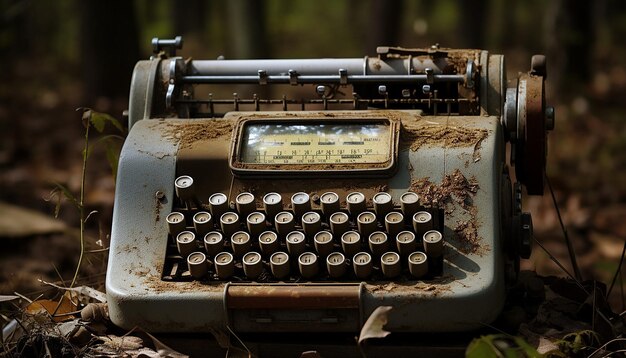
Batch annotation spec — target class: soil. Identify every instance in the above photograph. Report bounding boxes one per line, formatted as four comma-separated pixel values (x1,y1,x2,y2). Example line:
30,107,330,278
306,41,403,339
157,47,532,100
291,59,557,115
401,123,488,151
162,119,234,149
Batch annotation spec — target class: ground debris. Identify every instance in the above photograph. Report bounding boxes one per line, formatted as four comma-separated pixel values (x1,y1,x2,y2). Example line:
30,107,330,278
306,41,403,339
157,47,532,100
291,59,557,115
401,123,488,151
162,120,233,149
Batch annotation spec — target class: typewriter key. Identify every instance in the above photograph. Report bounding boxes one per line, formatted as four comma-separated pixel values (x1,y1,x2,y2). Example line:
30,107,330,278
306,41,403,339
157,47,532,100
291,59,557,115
193,211,212,235
313,230,334,257
259,231,280,256
291,192,311,220
236,192,256,218
357,211,378,239
246,212,266,237
286,231,306,257
242,252,263,280
341,231,361,257
187,252,208,279
302,211,322,238
275,211,296,238
176,231,196,257
270,252,290,279
346,192,366,217
220,212,240,237
166,212,186,237
298,252,319,279
396,230,417,257
203,231,224,257
384,212,404,238
408,251,428,278
174,175,195,201
320,192,340,216
381,252,401,278
368,231,389,257
412,211,433,238
329,212,350,237
263,192,283,222
215,252,235,279
423,230,444,257
231,231,252,257
353,252,373,279
209,193,229,220
326,252,347,278
373,192,393,220
400,192,420,222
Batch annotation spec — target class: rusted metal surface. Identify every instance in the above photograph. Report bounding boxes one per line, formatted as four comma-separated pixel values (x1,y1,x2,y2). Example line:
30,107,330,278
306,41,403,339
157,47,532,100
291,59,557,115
226,284,361,310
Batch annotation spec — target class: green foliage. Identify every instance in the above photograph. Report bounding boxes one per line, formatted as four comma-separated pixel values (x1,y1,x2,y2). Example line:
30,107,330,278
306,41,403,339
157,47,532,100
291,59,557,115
466,335,543,358
551,330,599,357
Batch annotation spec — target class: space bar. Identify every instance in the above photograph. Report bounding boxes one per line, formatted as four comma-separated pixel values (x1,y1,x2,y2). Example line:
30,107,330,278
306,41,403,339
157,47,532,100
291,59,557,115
226,283,361,310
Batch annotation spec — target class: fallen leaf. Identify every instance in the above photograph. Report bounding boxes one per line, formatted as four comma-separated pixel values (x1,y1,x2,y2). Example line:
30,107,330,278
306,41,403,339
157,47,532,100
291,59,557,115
0,202,66,238
358,306,393,345
25,292,78,322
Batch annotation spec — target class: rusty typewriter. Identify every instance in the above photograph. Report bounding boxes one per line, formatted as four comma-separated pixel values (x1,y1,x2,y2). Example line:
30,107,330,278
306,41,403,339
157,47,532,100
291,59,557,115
106,37,554,333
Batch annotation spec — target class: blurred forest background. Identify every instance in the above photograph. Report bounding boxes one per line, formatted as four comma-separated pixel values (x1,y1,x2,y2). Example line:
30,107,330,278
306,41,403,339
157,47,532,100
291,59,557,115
1,0,626,312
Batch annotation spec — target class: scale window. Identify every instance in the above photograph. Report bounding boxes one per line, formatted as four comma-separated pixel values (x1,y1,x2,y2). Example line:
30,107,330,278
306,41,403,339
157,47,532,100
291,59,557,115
239,121,391,165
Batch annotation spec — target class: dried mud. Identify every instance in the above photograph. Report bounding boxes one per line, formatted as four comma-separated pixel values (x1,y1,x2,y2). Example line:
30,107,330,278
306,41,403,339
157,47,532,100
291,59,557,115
410,169,484,254
401,123,488,151
162,120,233,149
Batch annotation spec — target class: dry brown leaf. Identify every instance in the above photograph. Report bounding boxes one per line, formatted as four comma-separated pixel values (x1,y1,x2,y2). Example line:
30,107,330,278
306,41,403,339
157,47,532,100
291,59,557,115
358,306,393,345
25,292,78,322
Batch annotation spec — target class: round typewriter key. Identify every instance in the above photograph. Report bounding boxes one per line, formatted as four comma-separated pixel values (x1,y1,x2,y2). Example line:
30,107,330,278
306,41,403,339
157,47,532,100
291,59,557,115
346,192,366,217
187,252,209,279
329,212,350,237
353,252,373,279
313,230,334,257
246,212,266,238
236,192,256,218
291,192,311,219
242,252,263,280
302,211,322,238
203,231,224,257
209,193,229,220
275,211,295,238
298,252,319,279
176,231,196,257
326,252,347,278
368,231,389,257
373,192,393,219
357,211,378,239
193,211,212,235
174,175,195,201
231,231,251,257
286,231,306,257
258,231,280,256
220,212,240,237
408,251,428,278
320,192,340,216
381,252,401,278
412,211,433,238
400,192,420,222
341,231,361,257
396,230,417,257
166,212,186,237
423,230,444,257
384,212,404,238
263,192,283,222
215,252,235,279
270,252,290,279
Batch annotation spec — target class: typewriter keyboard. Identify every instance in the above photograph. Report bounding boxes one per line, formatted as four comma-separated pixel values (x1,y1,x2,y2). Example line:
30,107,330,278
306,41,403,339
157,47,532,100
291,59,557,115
162,176,445,282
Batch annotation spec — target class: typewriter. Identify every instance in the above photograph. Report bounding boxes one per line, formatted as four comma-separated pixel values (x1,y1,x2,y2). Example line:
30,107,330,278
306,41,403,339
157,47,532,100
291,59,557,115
107,37,554,333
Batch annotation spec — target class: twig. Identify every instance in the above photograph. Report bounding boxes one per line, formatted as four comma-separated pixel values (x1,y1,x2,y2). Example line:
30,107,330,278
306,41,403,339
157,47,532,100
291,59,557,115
546,174,583,282
534,237,588,294
606,241,626,300
587,338,626,357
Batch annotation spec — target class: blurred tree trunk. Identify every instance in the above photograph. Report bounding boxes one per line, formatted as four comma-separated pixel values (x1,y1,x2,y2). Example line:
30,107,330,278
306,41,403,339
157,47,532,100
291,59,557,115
459,0,487,48
367,0,403,51
545,0,593,92
80,0,140,103
226,0,268,59
173,0,207,38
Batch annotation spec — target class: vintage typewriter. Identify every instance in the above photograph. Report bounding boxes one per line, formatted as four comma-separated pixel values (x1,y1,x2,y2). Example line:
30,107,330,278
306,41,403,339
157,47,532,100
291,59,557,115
107,37,554,334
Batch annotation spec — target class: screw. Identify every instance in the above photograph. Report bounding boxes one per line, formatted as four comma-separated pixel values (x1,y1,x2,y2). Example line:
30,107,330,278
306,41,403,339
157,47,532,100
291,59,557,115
155,191,165,200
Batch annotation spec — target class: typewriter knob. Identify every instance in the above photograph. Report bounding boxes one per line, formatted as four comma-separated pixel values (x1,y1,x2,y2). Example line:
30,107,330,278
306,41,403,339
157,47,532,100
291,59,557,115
518,212,533,259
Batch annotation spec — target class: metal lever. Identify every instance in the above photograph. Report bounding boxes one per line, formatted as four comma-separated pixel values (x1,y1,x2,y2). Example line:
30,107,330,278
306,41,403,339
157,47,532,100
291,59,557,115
152,36,183,57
